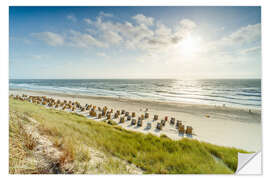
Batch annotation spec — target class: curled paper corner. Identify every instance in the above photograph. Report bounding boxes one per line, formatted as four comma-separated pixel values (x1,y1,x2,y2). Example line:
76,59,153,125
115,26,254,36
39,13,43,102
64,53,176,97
236,151,262,175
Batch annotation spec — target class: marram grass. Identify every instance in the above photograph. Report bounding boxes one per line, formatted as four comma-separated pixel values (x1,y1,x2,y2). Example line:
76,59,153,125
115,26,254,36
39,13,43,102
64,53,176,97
9,98,248,174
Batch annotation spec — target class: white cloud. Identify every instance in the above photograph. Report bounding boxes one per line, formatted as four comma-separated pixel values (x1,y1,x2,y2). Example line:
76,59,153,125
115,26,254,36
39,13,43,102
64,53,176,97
85,14,196,52
32,13,198,55
204,23,261,58
32,32,64,46
99,11,113,18
31,13,261,65
68,30,106,48
222,23,261,45
132,14,154,26
178,19,196,30
67,15,77,22
84,18,93,25
102,30,123,44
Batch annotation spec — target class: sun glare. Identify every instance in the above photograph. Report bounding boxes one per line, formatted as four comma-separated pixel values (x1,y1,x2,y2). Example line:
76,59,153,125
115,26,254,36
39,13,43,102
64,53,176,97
177,36,202,56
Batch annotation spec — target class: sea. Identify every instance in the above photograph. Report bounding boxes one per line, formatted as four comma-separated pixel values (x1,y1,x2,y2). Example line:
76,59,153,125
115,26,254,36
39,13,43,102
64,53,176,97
9,79,261,109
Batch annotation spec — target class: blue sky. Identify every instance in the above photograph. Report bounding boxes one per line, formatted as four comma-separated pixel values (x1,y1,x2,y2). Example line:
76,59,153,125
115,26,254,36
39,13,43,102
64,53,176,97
9,6,261,79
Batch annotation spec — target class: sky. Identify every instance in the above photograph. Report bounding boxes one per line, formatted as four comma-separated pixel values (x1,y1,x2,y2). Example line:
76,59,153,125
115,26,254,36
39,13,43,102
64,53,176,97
9,6,261,79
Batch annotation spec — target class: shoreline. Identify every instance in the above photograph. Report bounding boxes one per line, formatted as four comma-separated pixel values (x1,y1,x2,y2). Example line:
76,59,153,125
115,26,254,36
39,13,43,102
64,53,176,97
9,89,262,151
9,88,261,114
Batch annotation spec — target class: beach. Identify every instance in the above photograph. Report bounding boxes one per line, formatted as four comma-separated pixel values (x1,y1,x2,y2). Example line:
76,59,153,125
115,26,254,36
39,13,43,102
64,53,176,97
10,89,262,151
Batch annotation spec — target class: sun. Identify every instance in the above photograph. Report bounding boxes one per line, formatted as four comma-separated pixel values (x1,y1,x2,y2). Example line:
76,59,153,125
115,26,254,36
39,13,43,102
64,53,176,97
177,36,201,56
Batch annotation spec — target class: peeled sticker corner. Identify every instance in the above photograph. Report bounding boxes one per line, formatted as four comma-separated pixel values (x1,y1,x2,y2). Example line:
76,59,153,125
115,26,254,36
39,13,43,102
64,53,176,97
235,151,262,175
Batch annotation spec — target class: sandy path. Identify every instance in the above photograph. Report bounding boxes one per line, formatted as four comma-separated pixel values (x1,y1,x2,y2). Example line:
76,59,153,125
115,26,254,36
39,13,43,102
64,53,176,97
10,89,262,151
20,113,142,174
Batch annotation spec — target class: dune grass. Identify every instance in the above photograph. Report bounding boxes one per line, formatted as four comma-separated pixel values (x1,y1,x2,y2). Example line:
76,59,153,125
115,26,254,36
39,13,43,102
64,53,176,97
9,109,40,174
9,98,249,174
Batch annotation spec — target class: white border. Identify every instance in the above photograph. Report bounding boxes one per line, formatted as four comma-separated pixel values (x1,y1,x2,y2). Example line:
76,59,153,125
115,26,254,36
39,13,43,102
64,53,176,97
1,0,270,180
6,0,262,6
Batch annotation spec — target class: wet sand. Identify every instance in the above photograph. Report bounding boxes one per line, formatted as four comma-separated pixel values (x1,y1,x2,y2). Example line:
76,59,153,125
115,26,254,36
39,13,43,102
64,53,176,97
10,89,262,151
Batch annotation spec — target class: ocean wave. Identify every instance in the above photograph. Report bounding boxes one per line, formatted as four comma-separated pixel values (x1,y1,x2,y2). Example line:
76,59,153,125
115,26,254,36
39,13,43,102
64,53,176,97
9,79,261,108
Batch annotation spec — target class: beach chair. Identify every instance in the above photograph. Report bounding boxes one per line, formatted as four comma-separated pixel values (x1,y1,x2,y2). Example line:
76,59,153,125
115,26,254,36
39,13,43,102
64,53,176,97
165,116,168,121
132,112,136,117
81,107,85,112
186,126,193,135
71,107,75,111
90,110,96,117
178,125,185,134
131,119,137,125
141,114,145,120
98,113,102,119
170,118,175,125
161,120,166,126
127,115,131,121
156,122,162,130
154,115,158,121
120,117,125,123
121,110,125,115
145,112,149,119
114,112,119,119
137,119,143,127
176,120,182,128
125,112,129,117
147,122,151,129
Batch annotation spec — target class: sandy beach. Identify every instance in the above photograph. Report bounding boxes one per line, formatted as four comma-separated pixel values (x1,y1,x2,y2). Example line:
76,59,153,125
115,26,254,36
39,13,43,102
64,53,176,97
10,89,262,151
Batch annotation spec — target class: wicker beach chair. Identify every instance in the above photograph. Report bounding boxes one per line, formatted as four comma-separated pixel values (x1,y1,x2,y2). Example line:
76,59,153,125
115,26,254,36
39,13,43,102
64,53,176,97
114,112,119,119
178,125,185,134
176,120,182,128
161,120,166,126
132,112,136,117
154,115,158,121
120,117,125,123
131,119,137,125
145,112,149,119
156,122,162,130
186,126,193,135
147,122,151,129
137,119,143,127
165,116,168,121
170,118,175,125
98,113,102,119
